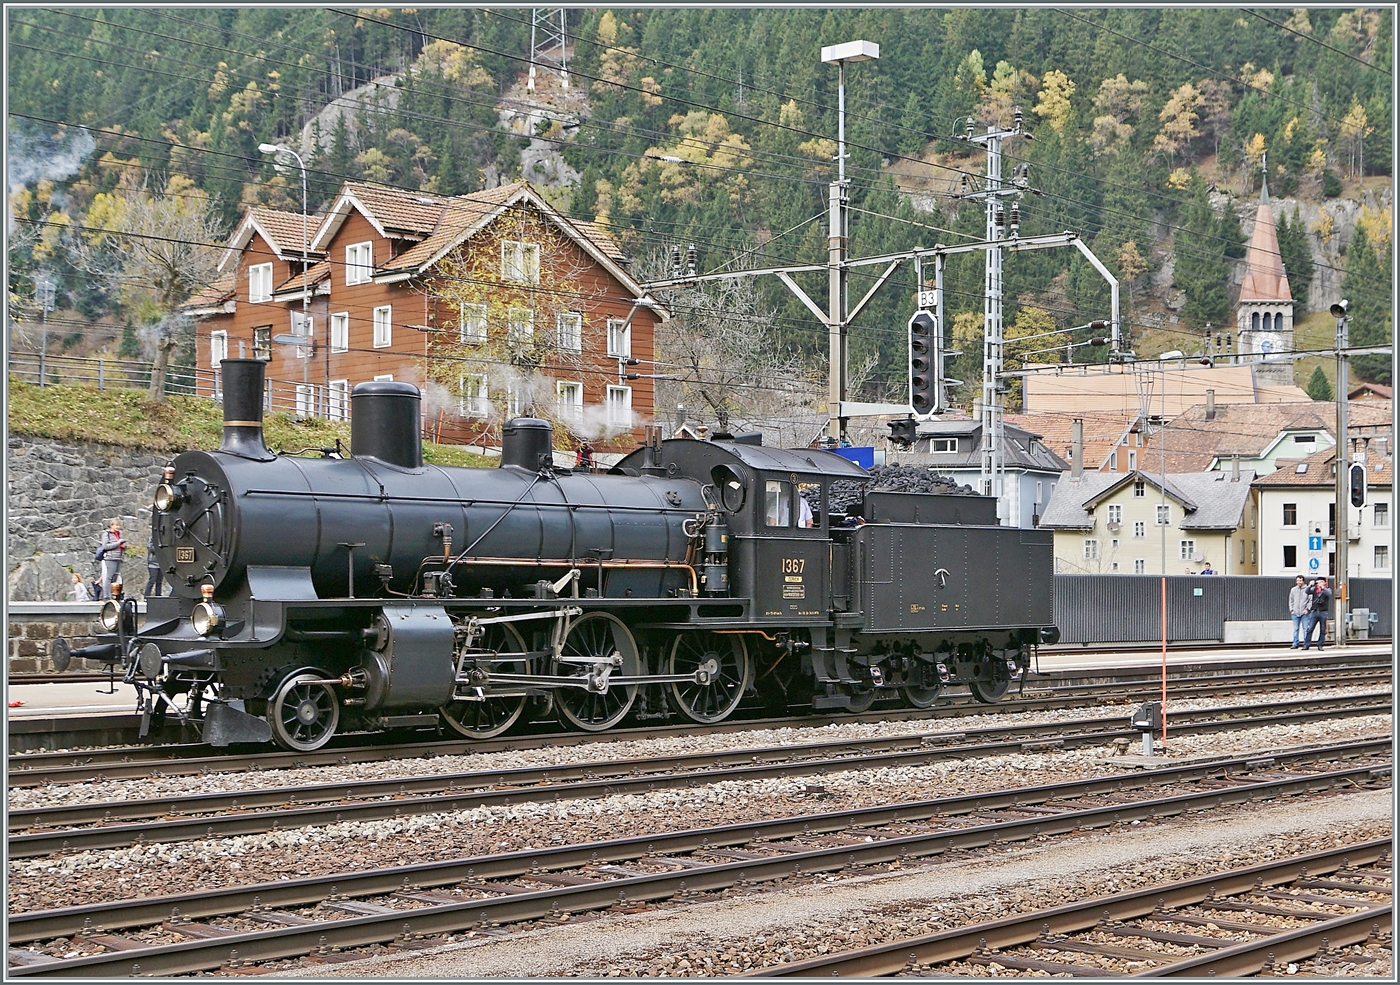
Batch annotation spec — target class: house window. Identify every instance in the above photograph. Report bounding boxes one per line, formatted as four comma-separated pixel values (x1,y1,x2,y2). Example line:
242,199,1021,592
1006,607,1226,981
1251,541,1256,564
291,310,313,358
505,381,524,417
1110,561,1119,572
253,326,272,360
501,240,540,284
1109,453,1118,472
1083,539,1099,560
1375,502,1389,527
607,317,631,358
764,480,792,527
1283,544,1297,568
1375,545,1390,570
1179,539,1195,560
557,312,582,352
1133,480,1146,498
1282,502,1298,526
248,263,272,302
556,381,583,420
507,307,534,345
1133,520,1145,538
1133,559,1146,574
373,305,392,348
606,385,632,428
1106,504,1123,524
1134,432,1142,447
459,303,487,344
373,373,394,382
210,330,228,369
1156,504,1171,525
345,242,373,285
295,383,316,417
1128,450,1137,470
1111,538,1120,551
1239,539,1245,564
328,380,349,420
459,374,488,417
930,438,957,453
331,312,349,353
1293,434,1316,445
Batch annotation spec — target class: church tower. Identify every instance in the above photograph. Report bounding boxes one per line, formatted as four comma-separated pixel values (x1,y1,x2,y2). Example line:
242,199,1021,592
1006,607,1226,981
1235,165,1295,386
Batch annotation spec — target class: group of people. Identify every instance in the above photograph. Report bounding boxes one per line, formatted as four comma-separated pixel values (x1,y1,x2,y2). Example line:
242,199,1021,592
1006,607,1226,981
1288,574,1334,649
66,518,166,602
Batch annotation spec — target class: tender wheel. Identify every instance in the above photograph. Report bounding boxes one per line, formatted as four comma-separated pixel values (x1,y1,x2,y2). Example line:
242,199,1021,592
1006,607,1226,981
440,623,529,739
839,683,876,713
900,662,943,709
968,661,1011,704
269,669,340,751
553,612,639,732
668,632,752,724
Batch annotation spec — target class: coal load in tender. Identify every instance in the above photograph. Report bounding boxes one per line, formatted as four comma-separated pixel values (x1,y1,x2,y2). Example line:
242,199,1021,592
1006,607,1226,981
818,464,978,516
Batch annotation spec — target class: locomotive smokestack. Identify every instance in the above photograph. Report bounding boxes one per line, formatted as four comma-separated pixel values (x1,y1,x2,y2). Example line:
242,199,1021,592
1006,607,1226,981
500,418,555,471
218,358,276,461
351,380,423,469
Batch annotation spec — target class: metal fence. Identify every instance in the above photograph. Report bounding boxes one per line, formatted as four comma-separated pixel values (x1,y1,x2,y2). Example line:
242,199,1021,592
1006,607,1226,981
8,352,348,421
1053,574,1392,643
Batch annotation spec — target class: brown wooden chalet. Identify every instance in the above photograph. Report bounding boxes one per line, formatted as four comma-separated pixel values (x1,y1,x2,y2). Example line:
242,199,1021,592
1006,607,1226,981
192,181,663,451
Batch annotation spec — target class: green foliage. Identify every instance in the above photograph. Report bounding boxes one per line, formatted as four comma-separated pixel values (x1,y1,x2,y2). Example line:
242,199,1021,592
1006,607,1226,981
1172,174,1235,327
1305,365,1333,401
1341,227,1393,385
1275,208,1313,312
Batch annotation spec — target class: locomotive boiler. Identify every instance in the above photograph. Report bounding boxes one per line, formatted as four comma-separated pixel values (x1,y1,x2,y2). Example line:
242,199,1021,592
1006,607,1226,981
56,359,1057,751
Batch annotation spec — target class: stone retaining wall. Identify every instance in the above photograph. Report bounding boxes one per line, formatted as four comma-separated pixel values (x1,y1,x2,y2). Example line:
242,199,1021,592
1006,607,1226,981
7,435,168,601
6,604,107,673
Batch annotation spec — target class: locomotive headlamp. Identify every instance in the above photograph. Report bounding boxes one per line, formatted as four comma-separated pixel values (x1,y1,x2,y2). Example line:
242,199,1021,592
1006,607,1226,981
192,584,225,636
154,467,182,511
99,599,121,632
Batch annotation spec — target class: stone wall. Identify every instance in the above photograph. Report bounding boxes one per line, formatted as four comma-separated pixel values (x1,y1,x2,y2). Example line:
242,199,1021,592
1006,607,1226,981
7,605,106,673
7,435,169,601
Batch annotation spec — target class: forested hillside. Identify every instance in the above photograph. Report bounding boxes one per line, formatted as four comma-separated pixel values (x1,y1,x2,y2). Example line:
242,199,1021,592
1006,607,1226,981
7,6,1393,402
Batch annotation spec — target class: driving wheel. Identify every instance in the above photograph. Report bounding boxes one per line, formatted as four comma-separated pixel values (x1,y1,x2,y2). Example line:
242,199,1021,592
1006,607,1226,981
269,669,340,751
968,661,1011,704
440,622,529,739
553,612,639,732
668,632,752,724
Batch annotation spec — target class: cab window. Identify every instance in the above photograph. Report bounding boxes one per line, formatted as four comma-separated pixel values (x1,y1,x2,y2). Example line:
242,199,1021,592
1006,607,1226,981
797,482,821,528
764,480,792,527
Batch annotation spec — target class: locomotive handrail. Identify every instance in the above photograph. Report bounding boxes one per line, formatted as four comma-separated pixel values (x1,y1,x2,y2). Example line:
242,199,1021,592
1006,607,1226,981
238,488,704,514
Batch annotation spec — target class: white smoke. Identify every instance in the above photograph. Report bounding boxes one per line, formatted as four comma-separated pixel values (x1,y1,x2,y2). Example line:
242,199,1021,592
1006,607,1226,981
7,124,95,234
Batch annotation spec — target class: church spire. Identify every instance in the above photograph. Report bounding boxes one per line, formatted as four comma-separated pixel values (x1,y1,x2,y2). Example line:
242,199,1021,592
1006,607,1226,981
1239,160,1290,302
1260,151,1269,203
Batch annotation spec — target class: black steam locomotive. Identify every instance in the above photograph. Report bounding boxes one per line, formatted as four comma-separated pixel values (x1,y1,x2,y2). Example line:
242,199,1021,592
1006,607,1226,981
55,359,1057,751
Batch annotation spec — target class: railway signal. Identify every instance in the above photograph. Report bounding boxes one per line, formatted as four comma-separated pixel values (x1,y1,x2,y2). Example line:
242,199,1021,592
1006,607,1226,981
1349,461,1367,508
908,310,941,416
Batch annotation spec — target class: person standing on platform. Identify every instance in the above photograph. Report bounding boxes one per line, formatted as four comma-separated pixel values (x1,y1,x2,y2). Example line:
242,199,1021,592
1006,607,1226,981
67,571,91,602
1199,562,1215,575
96,519,126,600
1288,575,1310,648
1302,576,1333,650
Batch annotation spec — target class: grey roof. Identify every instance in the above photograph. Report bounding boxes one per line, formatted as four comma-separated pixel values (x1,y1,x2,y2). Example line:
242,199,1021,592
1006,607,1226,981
910,420,1069,473
1040,469,1256,531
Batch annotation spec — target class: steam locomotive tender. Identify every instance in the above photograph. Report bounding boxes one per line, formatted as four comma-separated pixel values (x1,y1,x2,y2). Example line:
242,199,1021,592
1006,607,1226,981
55,359,1057,751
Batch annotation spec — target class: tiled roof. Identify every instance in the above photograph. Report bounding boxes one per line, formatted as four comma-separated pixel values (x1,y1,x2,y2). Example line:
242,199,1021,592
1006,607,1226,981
180,271,236,311
1349,382,1393,400
571,218,628,262
249,208,324,255
342,183,451,234
1139,400,1347,472
1252,444,1393,489
1004,411,1141,470
910,419,1069,472
1023,361,1308,417
1238,187,1291,301
272,259,331,294
1040,469,1255,530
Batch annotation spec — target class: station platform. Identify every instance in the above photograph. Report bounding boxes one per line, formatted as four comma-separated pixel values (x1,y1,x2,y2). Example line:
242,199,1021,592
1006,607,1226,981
1036,640,1392,672
6,679,141,719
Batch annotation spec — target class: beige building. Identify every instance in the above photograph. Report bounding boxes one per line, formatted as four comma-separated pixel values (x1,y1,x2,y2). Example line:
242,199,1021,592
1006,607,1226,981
1022,360,1309,417
1039,469,1258,576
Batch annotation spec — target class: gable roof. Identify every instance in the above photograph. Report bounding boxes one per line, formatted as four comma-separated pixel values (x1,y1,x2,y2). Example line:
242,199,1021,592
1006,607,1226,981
1003,411,1144,470
1040,468,1255,531
1141,400,1339,472
1252,444,1393,490
220,208,325,271
271,259,332,300
1349,382,1393,400
309,182,453,250
180,270,236,315
909,418,1069,472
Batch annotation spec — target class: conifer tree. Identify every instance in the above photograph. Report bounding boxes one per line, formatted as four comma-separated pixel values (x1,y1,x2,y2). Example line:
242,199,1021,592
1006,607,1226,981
1305,365,1333,401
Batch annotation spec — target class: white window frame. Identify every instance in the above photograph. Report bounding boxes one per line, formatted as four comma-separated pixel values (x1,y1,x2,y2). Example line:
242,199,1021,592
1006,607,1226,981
1282,502,1298,527
501,240,540,284
253,325,272,360
1133,520,1146,539
295,383,316,417
1375,544,1390,570
930,437,957,453
248,262,273,303
328,379,349,421
1133,559,1146,574
459,303,488,345
210,329,228,369
374,373,394,382
606,384,632,428
1106,504,1123,524
291,310,313,359
330,312,349,353
345,242,373,285
459,374,488,417
372,305,392,348
1179,539,1196,561
1374,502,1389,527
1128,450,1137,470
505,381,525,418
1083,539,1099,561
1156,504,1171,525
606,317,631,358
1133,480,1146,498
556,311,583,352
507,307,534,345
556,380,583,420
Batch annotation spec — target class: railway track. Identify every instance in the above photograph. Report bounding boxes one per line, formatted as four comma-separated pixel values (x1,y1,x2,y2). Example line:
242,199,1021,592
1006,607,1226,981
750,840,1393,977
7,739,1390,977
7,693,1390,857
9,661,1390,785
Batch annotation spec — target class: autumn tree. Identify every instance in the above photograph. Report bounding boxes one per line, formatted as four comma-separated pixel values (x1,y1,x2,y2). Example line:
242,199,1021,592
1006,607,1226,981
1153,82,1204,165
68,173,226,400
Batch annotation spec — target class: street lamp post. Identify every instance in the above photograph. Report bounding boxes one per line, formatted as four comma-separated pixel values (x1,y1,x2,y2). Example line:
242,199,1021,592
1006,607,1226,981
36,278,55,386
258,143,314,414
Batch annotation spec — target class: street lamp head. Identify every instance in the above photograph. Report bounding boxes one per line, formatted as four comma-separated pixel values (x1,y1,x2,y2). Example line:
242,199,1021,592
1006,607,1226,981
1330,300,1350,318
821,40,879,64
258,143,291,156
